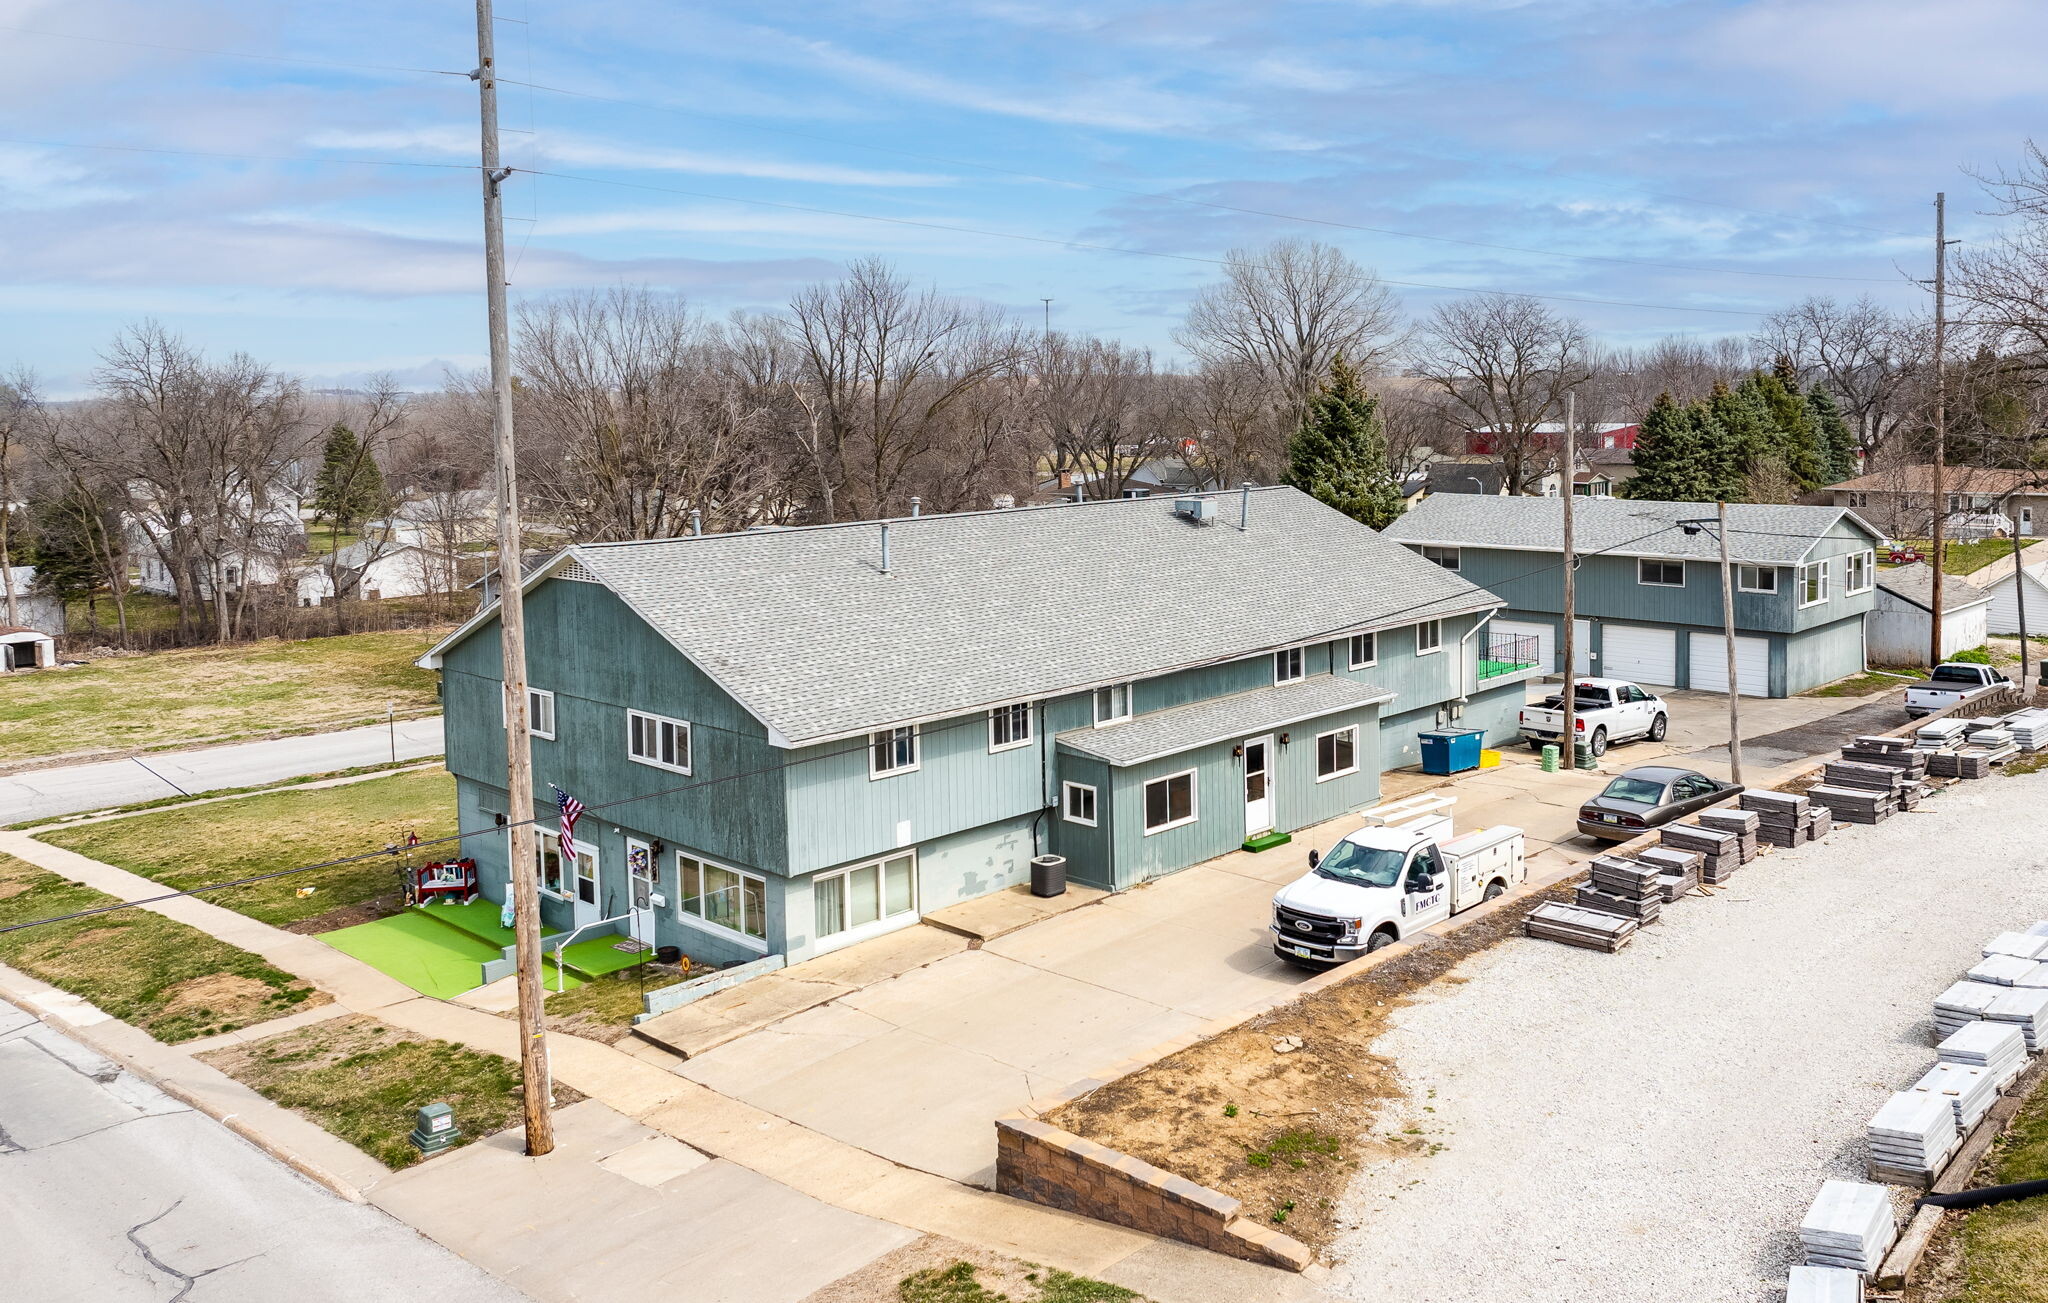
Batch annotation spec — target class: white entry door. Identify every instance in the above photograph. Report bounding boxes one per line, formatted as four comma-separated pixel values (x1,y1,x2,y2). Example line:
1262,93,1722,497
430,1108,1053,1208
1601,624,1678,685
1243,734,1274,837
626,838,659,946
1688,632,1771,696
1572,618,1593,675
2024,506,2035,537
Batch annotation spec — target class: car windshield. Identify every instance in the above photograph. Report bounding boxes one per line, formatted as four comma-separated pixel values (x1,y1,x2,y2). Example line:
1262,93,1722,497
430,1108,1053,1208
1931,666,1982,685
1600,776,1668,805
1315,840,1408,889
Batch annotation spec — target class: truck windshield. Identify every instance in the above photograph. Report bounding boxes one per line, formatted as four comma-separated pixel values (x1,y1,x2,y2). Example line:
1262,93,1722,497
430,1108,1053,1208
1315,840,1407,888
1930,666,1983,685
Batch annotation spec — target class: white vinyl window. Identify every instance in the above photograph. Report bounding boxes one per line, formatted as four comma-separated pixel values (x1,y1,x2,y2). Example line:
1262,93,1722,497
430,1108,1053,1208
813,852,917,945
503,685,556,739
1416,619,1443,655
533,829,594,905
626,709,692,774
1315,726,1359,782
1093,683,1133,726
1845,550,1874,594
869,725,920,778
1273,645,1305,684
677,852,767,949
988,702,1033,753
1348,632,1378,669
1142,769,1198,835
1419,545,1461,572
1062,781,1098,827
1736,565,1778,594
1638,558,1685,587
1799,560,1830,608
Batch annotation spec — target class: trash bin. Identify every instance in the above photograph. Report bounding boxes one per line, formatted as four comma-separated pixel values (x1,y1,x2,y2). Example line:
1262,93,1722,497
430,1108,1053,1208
1029,854,1068,898
1418,728,1485,775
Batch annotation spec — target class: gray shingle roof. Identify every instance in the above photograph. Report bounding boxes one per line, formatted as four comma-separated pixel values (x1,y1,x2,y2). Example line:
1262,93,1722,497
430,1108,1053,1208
1056,675,1390,767
1381,495,1880,566
1877,563,1992,611
437,487,1499,745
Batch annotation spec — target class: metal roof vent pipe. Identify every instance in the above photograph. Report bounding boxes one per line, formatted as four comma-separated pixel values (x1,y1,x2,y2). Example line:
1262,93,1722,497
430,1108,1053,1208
690,509,702,537
880,522,892,575
1240,481,1252,531
910,496,921,517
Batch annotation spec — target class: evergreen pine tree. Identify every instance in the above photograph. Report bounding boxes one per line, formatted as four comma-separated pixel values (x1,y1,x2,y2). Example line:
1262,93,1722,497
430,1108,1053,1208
1805,386,1858,483
1707,380,1776,501
26,489,103,603
313,423,386,533
1282,357,1404,527
1620,392,1724,502
1740,371,1823,492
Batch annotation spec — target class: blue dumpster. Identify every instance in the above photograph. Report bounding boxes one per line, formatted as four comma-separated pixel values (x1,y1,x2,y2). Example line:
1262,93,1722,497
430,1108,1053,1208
1418,727,1485,776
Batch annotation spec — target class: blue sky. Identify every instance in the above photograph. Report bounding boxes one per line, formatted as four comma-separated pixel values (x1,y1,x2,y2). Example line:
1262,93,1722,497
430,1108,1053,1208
2,0,2043,393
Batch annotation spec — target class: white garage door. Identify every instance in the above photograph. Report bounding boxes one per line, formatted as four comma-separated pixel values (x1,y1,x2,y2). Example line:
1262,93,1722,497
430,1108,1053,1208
1491,619,1554,674
1689,632,1771,697
1600,623,1677,685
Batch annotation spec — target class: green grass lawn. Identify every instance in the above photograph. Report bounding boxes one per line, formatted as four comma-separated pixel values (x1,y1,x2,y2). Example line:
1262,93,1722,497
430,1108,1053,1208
305,524,364,556
1930,1072,2048,1302
0,852,325,1042
1880,538,2034,576
1805,666,1928,697
897,1261,1140,1303
543,965,690,1043
196,1014,576,1168
0,626,449,762
38,767,458,930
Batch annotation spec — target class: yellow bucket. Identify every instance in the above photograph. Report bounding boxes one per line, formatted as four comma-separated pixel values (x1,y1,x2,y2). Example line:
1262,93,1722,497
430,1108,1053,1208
1479,748,1502,768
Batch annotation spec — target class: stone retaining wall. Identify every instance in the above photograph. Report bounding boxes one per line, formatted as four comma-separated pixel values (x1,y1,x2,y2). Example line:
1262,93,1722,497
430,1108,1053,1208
996,1117,1313,1272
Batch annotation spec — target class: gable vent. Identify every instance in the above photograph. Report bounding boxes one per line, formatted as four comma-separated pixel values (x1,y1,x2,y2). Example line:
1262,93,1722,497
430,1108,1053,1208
555,559,599,584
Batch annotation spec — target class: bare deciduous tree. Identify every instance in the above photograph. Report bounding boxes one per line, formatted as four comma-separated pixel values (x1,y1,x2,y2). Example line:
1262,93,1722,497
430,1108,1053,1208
1754,295,1923,463
1415,294,1591,494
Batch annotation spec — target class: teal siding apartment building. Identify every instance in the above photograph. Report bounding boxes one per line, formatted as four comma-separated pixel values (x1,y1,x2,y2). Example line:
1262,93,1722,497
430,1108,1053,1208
420,488,1540,966
1383,496,1886,698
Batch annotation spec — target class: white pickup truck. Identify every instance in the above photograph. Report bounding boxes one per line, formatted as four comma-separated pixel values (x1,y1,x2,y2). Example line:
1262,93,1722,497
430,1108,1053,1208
1517,677,1670,758
1270,795,1526,968
1905,662,2012,718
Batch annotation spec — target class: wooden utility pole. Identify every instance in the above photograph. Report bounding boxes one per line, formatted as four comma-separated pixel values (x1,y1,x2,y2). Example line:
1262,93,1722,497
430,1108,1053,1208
473,0,553,1157
1560,393,1578,765
1717,500,1743,786
2015,506,2032,688
1930,192,1949,672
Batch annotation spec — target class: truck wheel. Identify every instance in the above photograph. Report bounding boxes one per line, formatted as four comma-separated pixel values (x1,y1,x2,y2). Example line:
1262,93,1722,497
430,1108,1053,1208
1589,727,1608,758
1483,879,1506,901
1648,713,1668,742
1366,927,1397,953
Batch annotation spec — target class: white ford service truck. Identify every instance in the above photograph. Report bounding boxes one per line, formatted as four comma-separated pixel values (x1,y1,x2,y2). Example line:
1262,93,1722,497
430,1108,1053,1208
1270,794,1526,968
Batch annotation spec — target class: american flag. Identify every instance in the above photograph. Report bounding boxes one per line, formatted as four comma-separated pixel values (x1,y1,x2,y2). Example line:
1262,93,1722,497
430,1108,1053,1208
550,784,586,863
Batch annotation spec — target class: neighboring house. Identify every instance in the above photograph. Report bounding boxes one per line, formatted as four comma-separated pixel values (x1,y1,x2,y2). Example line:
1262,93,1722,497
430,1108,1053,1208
1572,471,1616,497
1825,465,2048,540
297,541,465,606
125,479,309,600
1974,562,2048,637
419,488,1542,967
1868,564,1991,665
1582,444,1639,489
1383,496,1886,697
1425,463,1510,497
1033,456,1208,504
371,489,498,551
1465,422,1639,456
3,566,65,636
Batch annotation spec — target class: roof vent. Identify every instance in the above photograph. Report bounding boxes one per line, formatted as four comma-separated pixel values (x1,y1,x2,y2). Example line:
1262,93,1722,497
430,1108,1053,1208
1174,496,1218,525
556,559,598,584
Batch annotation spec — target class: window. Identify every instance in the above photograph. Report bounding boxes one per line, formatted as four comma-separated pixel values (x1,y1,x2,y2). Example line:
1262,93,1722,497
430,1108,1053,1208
1847,492,1868,508
1093,683,1132,726
1799,559,1830,607
1638,558,1685,587
989,702,1033,753
870,725,919,777
1348,632,1378,669
1736,565,1778,594
627,709,692,774
813,853,917,944
533,830,594,905
1273,646,1305,684
503,685,556,739
1316,726,1359,781
1419,545,1461,572
1143,770,1197,834
1416,620,1442,655
678,853,767,948
1062,781,1098,826
1845,550,1874,594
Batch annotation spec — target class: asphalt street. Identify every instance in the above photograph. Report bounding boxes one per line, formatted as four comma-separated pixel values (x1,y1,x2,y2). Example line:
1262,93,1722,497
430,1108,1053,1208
0,717,446,824
0,999,525,1302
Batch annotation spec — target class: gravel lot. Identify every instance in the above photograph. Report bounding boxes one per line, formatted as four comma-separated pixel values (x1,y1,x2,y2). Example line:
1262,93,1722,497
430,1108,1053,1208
1326,769,2048,1303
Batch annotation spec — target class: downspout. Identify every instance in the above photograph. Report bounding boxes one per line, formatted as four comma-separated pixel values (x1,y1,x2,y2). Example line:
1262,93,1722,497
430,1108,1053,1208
1031,701,1053,857
1455,612,1490,704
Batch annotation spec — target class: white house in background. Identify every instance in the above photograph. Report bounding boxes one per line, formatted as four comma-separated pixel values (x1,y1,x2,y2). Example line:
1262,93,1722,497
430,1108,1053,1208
369,490,497,551
1868,564,1991,665
3,566,65,636
125,478,310,600
296,540,463,606
1975,562,2048,637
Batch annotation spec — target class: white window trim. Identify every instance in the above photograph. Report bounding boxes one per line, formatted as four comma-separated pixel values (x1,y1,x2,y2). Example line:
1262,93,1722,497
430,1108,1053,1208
1637,558,1686,588
1273,645,1305,685
1092,683,1133,728
502,685,556,740
1314,725,1360,783
1061,780,1098,827
868,725,921,779
1736,565,1778,595
1421,545,1461,572
1416,619,1443,656
626,708,692,775
1845,550,1875,595
1799,559,1830,609
675,850,769,953
1348,632,1378,670
987,702,1034,754
532,827,593,903
1141,768,1199,836
811,851,920,955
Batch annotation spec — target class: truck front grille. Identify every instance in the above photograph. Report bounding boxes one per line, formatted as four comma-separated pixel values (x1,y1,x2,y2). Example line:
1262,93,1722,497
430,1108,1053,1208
1273,905,1348,944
